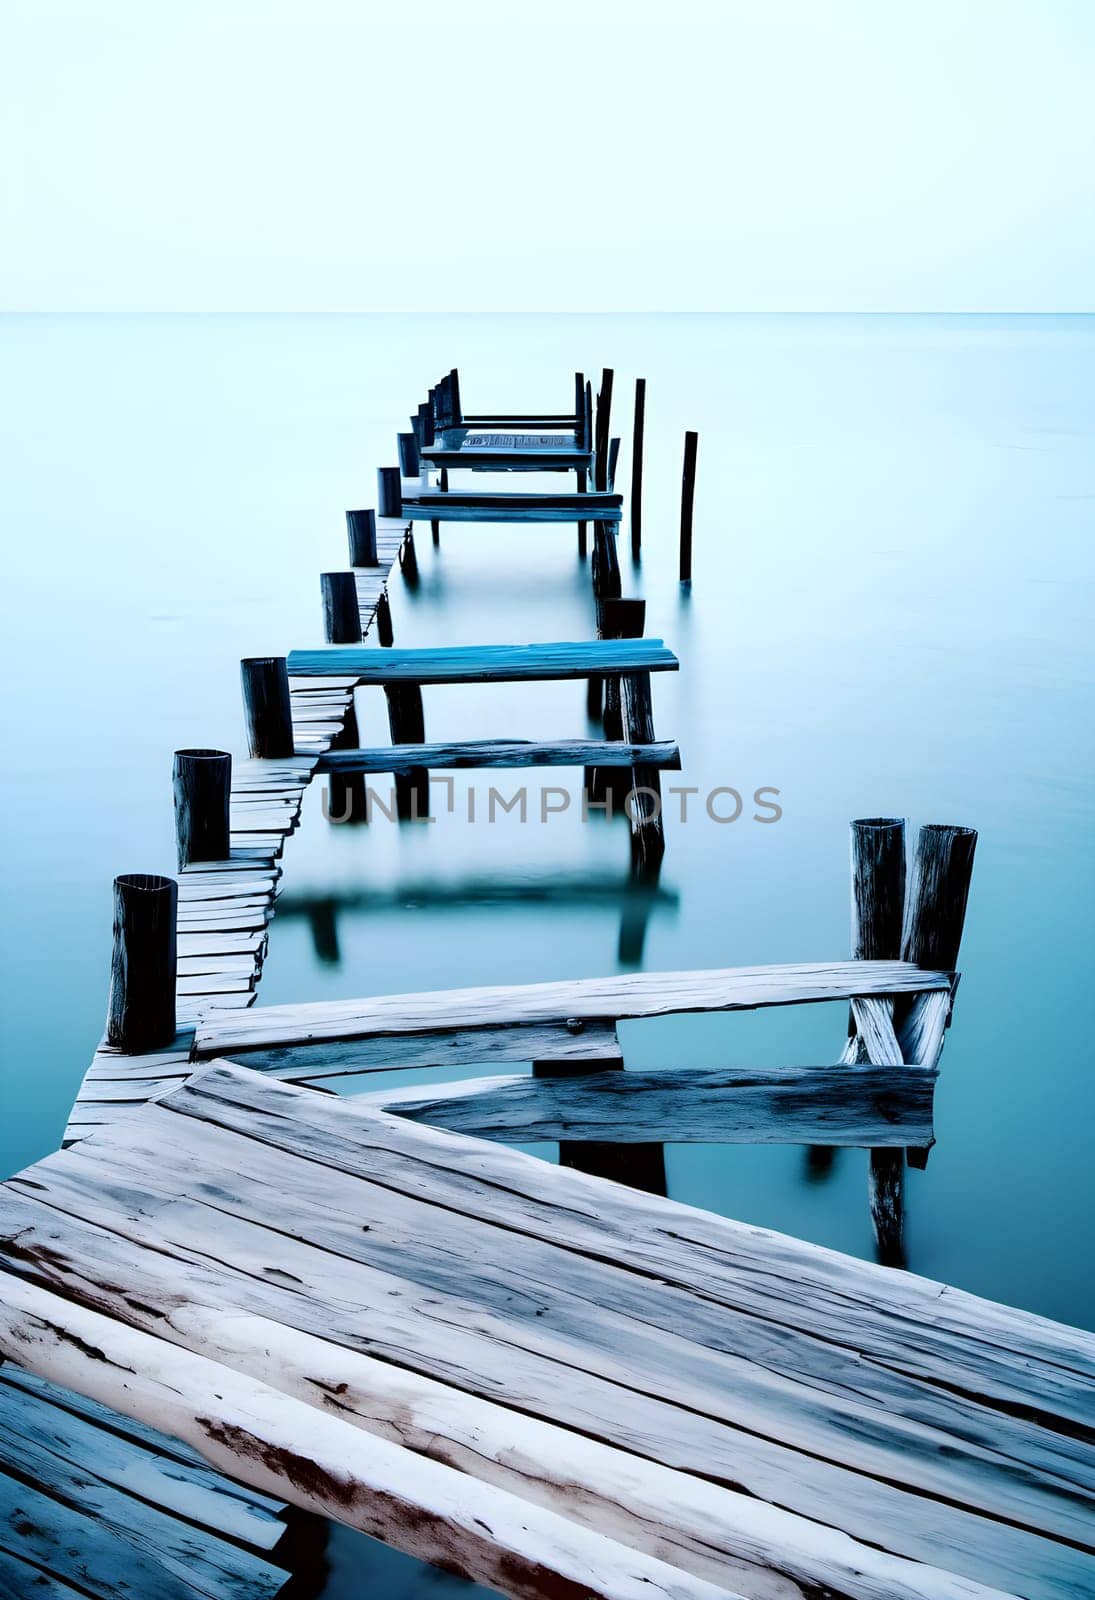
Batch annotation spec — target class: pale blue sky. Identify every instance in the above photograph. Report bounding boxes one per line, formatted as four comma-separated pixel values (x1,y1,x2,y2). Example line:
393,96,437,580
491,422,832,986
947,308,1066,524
2,0,1093,310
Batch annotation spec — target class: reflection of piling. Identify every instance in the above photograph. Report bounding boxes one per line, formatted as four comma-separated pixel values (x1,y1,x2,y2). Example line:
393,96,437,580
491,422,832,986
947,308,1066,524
307,898,341,965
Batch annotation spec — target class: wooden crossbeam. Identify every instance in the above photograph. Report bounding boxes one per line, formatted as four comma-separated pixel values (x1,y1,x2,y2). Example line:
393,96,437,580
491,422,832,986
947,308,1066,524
286,639,679,683
194,960,952,1054
358,1062,938,1147
317,739,681,775
399,490,622,523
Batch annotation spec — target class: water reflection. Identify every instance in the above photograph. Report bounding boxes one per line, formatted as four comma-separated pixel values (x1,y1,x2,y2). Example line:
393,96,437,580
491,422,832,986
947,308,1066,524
277,870,680,969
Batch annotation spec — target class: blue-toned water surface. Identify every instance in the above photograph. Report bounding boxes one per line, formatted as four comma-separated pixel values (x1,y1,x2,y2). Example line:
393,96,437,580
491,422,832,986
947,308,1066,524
1,313,1092,1594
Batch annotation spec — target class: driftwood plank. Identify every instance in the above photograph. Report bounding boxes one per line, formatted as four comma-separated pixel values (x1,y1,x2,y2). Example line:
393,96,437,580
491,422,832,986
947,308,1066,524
195,961,951,1054
357,1063,936,1146
286,639,678,683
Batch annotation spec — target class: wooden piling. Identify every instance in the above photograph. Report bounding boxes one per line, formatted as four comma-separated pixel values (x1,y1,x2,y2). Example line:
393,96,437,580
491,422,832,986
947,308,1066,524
398,433,421,480
901,823,977,1169
679,432,698,583
591,523,622,603
902,824,977,972
326,701,368,826
433,468,447,546
378,468,403,519
385,684,428,820
630,379,646,560
173,749,231,870
533,1058,667,1197
320,572,362,645
851,819,906,959
346,509,378,568
848,818,907,1264
105,874,177,1052
375,590,394,648
241,657,294,760
593,369,614,492
576,467,589,559
601,599,646,742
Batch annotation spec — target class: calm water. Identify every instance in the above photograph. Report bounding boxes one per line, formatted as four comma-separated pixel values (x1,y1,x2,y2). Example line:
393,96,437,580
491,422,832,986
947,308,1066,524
1,314,1093,1594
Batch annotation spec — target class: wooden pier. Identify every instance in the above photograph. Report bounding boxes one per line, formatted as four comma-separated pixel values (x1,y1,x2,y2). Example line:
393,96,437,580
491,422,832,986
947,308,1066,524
3,363,1091,1600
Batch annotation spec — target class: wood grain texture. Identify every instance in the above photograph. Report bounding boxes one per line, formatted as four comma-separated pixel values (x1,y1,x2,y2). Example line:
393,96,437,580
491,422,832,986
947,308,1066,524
195,960,951,1053
2,1066,1093,1600
357,1062,936,1145
0,1277,739,1600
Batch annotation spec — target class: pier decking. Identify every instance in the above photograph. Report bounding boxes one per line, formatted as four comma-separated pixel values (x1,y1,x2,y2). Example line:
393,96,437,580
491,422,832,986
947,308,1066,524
2,1063,1093,1600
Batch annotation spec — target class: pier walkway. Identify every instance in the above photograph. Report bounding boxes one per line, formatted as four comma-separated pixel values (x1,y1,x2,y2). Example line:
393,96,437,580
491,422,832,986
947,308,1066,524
2,1062,1093,1600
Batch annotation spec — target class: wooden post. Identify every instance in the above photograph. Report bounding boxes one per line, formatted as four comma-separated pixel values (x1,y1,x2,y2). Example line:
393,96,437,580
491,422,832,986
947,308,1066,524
398,432,421,480
533,1058,667,1198
577,379,593,556
601,598,645,742
106,874,177,1052
384,684,428,821
621,667,664,873
433,467,447,546
377,468,402,518
173,749,231,869
375,590,394,648
320,572,361,645
576,467,588,559
593,369,614,490
419,401,435,447
326,701,367,826
607,438,621,490
679,431,698,583
852,818,906,960
591,522,622,600
241,657,294,760
901,823,977,1171
902,824,977,972
346,509,378,568
630,378,646,560
848,818,907,1265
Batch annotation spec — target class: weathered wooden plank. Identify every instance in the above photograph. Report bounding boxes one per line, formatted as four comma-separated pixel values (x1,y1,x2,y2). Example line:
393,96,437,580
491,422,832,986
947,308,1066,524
196,961,951,1054
0,1304,1013,1600
0,1420,289,1599
318,739,681,774
19,1089,1095,1540
357,1062,936,1146
400,491,623,523
172,1069,1095,1419
3,1131,1091,1598
0,1465,287,1600
177,932,266,957
0,1277,736,1600
286,639,679,683
224,1019,623,1081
